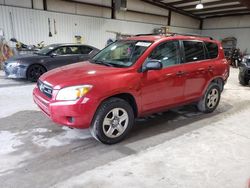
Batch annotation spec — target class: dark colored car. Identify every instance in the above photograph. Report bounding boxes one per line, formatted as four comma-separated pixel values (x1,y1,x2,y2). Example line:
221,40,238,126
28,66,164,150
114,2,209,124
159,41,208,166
239,55,250,86
33,34,229,144
3,43,99,81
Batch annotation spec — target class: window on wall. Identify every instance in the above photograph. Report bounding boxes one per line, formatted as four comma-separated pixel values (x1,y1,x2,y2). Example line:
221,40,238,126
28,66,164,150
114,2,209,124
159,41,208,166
205,42,218,59
183,41,205,63
148,40,180,68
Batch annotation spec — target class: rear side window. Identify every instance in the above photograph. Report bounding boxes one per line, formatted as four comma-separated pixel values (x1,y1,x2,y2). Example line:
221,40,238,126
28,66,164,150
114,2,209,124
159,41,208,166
183,41,205,63
80,46,93,54
205,42,218,59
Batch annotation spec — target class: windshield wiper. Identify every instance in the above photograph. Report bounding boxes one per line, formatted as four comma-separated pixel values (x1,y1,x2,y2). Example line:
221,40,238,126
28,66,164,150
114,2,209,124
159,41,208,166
91,60,114,67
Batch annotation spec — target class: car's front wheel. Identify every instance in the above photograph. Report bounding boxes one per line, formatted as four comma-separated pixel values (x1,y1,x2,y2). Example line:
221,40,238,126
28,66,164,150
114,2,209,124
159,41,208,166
197,83,221,113
27,64,46,82
90,98,134,144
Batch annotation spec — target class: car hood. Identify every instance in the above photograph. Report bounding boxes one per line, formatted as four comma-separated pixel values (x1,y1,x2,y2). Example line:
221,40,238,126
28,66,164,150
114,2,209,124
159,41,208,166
7,53,44,62
39,61,131,89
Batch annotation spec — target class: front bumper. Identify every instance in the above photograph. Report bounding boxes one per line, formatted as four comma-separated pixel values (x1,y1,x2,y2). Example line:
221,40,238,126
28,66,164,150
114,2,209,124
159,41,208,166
33,86,98,129
3,62,28,78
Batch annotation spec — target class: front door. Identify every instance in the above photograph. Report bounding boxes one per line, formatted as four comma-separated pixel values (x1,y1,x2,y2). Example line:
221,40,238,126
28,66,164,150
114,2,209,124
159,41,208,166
48,46,80,69
140,40,186,113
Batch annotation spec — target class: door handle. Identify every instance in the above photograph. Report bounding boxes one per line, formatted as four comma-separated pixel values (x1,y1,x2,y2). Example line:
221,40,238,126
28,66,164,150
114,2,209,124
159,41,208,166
176,71,186,76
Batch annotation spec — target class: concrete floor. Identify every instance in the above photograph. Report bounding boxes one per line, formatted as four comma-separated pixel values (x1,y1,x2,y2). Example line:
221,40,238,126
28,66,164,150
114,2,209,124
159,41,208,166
0,68,250,188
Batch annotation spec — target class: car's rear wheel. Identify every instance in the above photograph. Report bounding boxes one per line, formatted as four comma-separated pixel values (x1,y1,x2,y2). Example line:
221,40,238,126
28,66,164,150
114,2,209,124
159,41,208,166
27,64,46,82
197,83,221,113
90,97,134,144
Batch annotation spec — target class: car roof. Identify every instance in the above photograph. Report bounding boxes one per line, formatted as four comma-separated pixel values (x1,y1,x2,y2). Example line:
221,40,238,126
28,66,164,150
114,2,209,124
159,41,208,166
52,43,91,47
47,43,99,50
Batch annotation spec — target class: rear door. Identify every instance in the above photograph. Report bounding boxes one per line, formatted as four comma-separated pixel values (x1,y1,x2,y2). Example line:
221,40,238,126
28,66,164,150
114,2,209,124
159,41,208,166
181,40,214,101
141,40,186,112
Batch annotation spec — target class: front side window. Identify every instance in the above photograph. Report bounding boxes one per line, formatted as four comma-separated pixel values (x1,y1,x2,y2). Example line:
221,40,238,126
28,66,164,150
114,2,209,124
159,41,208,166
92,40,152,67
53,47,75,55
183,41,205,63
35,44,58,55
148,40,180,68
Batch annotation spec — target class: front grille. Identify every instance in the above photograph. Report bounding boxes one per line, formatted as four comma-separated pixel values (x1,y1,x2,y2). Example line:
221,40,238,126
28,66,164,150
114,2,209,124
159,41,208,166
37,80,53,98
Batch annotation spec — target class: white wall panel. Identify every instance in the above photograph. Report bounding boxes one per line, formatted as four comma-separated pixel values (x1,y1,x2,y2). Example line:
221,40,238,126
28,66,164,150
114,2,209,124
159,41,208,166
127,0,169,16
33,0,44,10
3,0,32,8
75,0,111,7
76,4,110,18
0,5,165,49
47,0,76,14
171,12,200,29
116,11,168,25
203,15,250,29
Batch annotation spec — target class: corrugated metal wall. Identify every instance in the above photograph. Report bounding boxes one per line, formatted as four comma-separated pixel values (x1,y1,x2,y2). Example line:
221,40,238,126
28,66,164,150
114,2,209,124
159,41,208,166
0,5,200,49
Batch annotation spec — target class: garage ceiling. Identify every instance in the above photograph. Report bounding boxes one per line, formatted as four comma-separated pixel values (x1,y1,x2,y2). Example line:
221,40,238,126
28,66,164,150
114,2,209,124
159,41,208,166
142,0,250,19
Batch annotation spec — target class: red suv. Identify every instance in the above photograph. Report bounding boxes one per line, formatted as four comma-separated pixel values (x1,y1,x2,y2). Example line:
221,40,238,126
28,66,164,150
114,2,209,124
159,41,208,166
33,34,229,144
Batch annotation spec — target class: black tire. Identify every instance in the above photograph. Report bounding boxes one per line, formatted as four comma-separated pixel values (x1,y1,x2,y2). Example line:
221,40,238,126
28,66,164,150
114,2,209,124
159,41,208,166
239,77,248,86
90,97,134,144
197,83,221,113
239,80,248,86
27,64,46,82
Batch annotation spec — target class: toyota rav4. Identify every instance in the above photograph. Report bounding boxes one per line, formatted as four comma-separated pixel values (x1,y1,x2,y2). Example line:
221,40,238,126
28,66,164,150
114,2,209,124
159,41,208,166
33,34,229,144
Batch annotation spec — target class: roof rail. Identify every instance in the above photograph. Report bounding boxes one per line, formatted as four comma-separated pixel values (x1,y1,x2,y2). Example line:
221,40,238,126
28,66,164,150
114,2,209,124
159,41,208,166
135,33,155,36
168,32,214,40
135,32,213,40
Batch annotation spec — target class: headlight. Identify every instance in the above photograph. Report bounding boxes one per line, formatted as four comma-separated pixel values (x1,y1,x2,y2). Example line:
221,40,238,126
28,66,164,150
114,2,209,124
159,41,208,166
8,61,20,67
56,85,92,101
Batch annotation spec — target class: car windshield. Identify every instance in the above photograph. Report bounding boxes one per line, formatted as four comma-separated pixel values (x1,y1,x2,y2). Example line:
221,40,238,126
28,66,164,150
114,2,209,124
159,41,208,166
91,40,152,67
35,44,59,55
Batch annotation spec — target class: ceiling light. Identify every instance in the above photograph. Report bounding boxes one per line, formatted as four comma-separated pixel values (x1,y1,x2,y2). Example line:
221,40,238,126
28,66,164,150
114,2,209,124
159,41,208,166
196,0,204,9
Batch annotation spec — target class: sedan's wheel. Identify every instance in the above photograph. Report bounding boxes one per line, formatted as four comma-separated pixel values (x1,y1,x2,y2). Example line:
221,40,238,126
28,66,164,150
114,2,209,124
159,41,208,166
197,83,221,113
27,65,46,82
90,98,134,144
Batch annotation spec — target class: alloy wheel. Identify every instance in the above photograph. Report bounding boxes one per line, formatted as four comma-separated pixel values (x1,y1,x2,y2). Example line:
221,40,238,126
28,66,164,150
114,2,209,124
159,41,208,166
102,108,129,138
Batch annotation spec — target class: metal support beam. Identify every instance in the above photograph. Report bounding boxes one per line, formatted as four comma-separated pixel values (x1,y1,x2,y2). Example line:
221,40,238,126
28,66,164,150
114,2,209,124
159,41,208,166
168,10,171,26
199,19,203,30
111,0,116,19
43,0,47,10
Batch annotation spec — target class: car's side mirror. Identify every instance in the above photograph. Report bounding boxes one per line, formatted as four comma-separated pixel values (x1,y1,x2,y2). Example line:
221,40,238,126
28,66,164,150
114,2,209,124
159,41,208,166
141,59,163,72
50,53,57,57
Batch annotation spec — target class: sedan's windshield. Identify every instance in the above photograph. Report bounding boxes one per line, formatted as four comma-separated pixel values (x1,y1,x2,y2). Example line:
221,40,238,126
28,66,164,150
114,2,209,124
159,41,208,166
35,44,59,55
92,40,152,67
